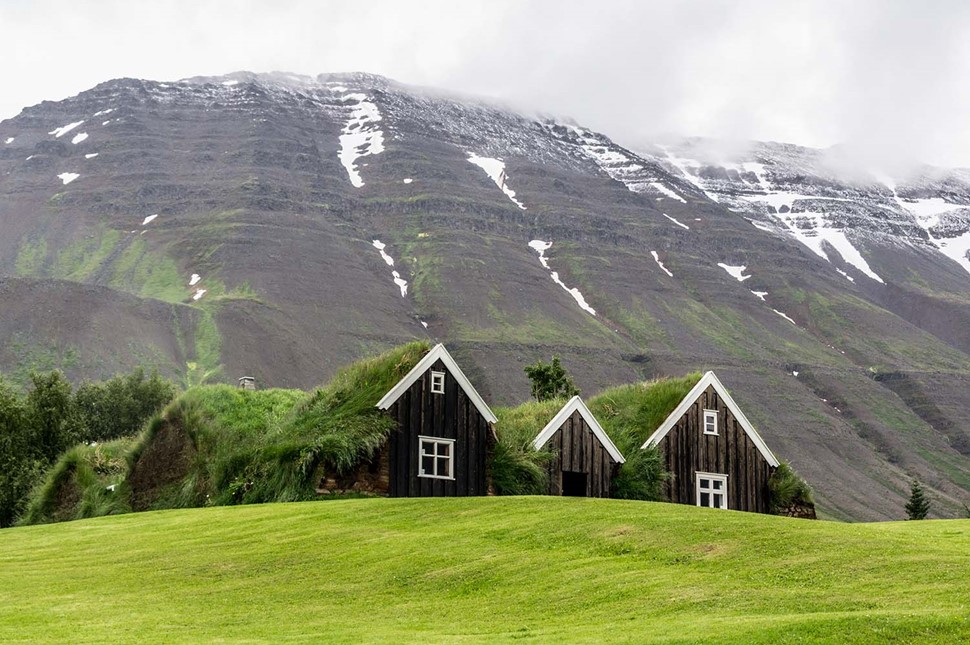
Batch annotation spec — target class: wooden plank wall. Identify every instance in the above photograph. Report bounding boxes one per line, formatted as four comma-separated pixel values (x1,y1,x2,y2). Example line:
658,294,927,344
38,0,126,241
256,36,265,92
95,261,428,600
545,410,617,497
659,385,774,513
387,359,492,497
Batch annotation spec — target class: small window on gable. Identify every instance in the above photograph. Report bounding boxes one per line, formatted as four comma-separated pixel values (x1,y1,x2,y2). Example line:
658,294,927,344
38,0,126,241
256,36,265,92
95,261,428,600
703,409,718,435
419,436,454,479
430,371,445,394
696,472,728,509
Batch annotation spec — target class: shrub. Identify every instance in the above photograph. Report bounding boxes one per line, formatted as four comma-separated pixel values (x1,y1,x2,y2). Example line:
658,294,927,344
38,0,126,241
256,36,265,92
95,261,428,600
590,374,701,500
524,356,579,402
492,399,561,494
768,462,814,514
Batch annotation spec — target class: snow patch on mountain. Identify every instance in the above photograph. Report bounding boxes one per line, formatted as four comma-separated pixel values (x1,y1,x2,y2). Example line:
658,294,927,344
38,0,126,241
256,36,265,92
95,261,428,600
84,153,98,159
373,240,407,296
564,125,686,202
743,200,886,283
49,121,84,138
835,268,855,283
71,132,88,145
660,147,717,201
93,108,113,117
662,213,690,230
338,93,385,188
650,251,673,277
466,153,526,209
189,274,201,287
57,173,79,185
773,309,797,325
4,137,13,144
372,239,395,266
193,289,206,301
649,182,686,203
142,214,158,225
751,290,768,301
529,240,596,315
402,178,413,184
718,263,751,282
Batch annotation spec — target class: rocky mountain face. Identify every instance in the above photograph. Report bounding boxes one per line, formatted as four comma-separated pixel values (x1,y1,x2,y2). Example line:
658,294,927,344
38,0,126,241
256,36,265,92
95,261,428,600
1,71,968,520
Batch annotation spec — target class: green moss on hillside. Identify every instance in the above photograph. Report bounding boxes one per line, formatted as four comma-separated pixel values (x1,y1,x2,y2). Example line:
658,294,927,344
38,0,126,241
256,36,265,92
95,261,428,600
51,227,121,281
110,237,185,303
14,237,49,277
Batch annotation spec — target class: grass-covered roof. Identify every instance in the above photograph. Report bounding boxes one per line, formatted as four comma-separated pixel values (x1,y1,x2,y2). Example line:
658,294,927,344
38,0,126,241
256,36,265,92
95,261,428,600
492,373,702,498
21,341,432,524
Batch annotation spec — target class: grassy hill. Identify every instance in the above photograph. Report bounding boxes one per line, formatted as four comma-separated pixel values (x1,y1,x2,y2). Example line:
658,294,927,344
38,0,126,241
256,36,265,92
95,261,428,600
1,498,968,644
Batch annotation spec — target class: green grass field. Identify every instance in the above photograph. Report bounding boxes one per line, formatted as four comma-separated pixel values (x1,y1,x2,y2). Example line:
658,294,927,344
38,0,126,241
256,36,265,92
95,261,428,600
1,498,968,643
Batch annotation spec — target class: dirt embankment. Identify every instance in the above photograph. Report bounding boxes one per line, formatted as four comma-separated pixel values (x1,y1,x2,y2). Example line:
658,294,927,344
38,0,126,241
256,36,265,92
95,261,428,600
128,419,197,511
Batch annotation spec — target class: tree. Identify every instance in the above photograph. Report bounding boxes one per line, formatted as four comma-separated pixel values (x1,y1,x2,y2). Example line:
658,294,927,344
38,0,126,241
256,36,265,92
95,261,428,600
905,479,930,520
25,371,76,463
524,356,579,402
72,368,177,442
0,378,38,528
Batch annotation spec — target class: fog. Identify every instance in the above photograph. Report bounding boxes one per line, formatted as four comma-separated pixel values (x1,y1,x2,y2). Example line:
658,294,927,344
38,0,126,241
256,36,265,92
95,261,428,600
3,0,969,167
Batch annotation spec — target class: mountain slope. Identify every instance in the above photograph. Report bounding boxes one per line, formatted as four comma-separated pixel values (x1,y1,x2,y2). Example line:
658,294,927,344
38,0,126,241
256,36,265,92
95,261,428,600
1,71,969,520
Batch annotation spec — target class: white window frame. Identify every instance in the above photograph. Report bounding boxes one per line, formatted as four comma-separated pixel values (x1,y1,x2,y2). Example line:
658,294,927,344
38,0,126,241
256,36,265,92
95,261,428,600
430,370,446,394
418,436,454,480
696,472,728,509
703,409,718,435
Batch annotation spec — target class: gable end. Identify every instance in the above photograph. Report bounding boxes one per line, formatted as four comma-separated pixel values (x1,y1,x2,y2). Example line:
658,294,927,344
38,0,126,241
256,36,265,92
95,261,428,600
376,344,497,424
640,372,779,467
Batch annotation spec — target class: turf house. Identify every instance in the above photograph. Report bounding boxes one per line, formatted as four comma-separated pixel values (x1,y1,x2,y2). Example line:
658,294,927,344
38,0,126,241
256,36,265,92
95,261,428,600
532,395,625,497
375,343,498,497
641,371,786,514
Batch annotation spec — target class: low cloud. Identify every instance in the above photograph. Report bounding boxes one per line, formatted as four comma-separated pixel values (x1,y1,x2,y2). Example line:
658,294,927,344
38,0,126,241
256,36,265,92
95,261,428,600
3,0,969,167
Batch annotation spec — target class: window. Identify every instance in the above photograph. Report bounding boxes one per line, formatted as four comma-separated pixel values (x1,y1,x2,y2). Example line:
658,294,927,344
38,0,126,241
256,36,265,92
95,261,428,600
430,371,446,394
418,436,454,479
696,472,728,509
703,409,718,435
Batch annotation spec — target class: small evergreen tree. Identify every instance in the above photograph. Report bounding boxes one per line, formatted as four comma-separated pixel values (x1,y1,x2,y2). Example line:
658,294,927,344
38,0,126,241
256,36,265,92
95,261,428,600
905,479,930,520
524,356,579,402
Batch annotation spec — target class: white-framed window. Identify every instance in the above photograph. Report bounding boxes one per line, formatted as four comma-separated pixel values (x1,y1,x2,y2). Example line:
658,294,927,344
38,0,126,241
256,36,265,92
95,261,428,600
703,409,718,435
696,472,728,509
418,436,454,479
430,371,446,394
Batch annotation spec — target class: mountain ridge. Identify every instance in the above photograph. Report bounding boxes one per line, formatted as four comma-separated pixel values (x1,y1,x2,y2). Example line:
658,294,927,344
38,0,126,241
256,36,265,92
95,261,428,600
1,71,969,520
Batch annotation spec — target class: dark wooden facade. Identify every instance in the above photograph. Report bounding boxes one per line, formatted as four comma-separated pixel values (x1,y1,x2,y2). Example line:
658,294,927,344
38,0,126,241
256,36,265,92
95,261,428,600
656,384,775,513
385,359,493,497
543,410,618,498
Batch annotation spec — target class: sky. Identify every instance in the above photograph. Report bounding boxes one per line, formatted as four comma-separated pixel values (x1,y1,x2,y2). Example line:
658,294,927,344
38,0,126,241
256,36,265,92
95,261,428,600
2,0,970,167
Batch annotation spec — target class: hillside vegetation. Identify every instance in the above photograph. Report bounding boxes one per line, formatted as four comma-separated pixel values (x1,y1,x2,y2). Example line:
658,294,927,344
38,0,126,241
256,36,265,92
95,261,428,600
1,498,968,643
22,342,430,524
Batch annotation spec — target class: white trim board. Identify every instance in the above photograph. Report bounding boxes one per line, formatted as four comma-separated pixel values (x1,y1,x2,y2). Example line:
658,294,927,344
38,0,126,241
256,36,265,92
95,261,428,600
640,371,779,467
376,344,498,424
533,395,625,463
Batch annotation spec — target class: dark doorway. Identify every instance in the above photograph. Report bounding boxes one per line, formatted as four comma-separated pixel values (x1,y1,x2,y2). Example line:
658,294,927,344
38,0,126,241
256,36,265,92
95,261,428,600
562,471,588,497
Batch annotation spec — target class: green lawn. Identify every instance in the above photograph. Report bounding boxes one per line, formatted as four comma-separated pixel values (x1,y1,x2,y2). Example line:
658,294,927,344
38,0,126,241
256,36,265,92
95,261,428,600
1,497,968,643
